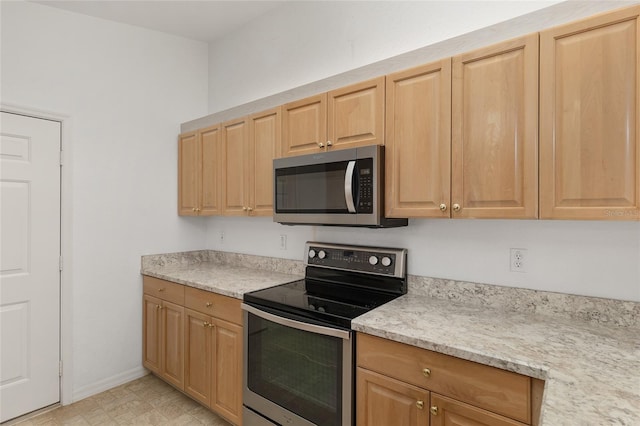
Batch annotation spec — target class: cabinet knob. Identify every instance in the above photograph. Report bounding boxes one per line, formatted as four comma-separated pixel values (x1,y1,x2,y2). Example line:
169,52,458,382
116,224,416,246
155,304,161,309
192,207,196,212
203,321,210,327
439,203,447,212
318,142,325,148
158,288,165,292
453,203,461,212
205,302,213,307
430,406,438,416
242,206,248,211
196,207,201,213
247,207,253,212
422,368,431,378
327,140,333,147
416,400,424,410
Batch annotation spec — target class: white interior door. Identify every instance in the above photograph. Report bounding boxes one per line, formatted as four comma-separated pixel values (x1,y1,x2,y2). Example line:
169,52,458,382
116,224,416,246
0,112,61,422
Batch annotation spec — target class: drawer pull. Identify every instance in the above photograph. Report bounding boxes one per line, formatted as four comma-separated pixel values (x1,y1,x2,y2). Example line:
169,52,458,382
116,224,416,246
416,400,424,410
205,302,213,307
422,368,431,378
430,406,438,416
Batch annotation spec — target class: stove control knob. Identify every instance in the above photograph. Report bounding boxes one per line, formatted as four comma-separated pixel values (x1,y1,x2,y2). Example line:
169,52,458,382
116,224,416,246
369,255,379,265
381,256,392,267
309,304,316,310
318,250,327,259
318,306,326,313
308,249,316,258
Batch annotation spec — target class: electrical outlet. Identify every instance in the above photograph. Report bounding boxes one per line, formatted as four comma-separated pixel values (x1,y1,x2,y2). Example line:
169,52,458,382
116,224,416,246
220,232,225,244
510,248,526,272
279,234,287,250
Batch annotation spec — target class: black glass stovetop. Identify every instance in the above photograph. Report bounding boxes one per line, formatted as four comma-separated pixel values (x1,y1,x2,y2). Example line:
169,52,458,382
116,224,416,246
243,270,405,329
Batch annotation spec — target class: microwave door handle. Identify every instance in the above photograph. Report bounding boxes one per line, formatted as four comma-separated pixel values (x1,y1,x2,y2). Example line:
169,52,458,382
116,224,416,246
344,160,357,213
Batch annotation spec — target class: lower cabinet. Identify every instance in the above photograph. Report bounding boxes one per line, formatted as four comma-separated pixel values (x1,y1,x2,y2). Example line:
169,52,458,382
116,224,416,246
143,276,243,426
356,333,543,426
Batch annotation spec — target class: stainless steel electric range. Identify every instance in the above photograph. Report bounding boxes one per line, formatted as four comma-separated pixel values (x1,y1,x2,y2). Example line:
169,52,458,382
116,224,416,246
241,242,407,426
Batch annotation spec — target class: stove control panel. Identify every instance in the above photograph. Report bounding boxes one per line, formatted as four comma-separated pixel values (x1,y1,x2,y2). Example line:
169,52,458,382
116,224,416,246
305,242,406,278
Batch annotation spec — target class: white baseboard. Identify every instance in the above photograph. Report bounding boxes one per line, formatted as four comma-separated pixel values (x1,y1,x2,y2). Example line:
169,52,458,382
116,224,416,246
71,366,149,403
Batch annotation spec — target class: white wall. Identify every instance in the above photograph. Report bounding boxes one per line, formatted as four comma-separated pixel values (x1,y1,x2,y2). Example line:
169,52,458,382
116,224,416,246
206,0,640,302
1,1,209,401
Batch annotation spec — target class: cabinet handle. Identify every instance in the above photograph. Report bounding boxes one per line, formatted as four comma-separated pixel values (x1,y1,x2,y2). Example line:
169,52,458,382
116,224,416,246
196,207,201,213
205,302,213,307
416,400,424,410
327,140,333,147
207,323,214,328
318,142,325,148
439,203,447,212
155,304,161,309
242,206,248,211
203,321,210,327
247,207,253,212
430,406,438,416
158,288,165,292
422,368,431,378
192,207,196,212
453,203,461,212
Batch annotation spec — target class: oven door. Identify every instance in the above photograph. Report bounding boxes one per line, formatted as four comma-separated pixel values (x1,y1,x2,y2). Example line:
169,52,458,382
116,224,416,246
242,304,353,426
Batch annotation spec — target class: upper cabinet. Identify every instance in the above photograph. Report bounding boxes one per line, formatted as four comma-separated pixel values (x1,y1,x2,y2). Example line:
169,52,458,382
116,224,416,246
221,117,250,216
178,126,222,216
385,59,452,218
281,77,385,157
539,6,640,220
451,34,539,219
248,107,281,216
221,109,281,216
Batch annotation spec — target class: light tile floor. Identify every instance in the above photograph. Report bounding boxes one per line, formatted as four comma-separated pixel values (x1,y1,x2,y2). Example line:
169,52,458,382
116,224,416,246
12,374,232,425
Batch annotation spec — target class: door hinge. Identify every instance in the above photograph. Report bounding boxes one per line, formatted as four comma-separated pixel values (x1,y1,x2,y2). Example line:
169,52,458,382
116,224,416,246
60,150,64,166
59,361,63,377
59,256,63,271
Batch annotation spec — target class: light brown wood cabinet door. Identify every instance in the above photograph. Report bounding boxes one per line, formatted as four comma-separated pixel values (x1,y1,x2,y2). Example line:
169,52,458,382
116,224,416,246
540,6,640,220
282,93,327,157
143,294,162,374
328,77,385,151
222,117,250,215
430,393,527,426
200,125,222,216
161,301,184,390
178,131,199,215
452,34,539,219
386,60,452,218
357,368,429,426
249,107,281,216
184,308,212,407
211,319,243,426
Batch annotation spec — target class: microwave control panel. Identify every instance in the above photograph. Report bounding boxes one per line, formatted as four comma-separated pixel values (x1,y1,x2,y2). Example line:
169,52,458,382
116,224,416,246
357,159,374,213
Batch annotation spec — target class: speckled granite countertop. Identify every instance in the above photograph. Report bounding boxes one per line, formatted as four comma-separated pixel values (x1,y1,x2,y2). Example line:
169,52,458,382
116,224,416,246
141,250,303,299
352,294,640,426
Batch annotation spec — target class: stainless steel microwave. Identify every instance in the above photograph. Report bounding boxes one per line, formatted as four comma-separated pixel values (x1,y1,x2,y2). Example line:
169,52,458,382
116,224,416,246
273,145,407,228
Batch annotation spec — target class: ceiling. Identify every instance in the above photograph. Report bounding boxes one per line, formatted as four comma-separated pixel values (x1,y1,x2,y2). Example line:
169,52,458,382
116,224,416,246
31,1,288,42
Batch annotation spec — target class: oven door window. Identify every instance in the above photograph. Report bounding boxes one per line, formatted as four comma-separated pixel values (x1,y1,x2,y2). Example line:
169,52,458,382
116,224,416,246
247,313,344,425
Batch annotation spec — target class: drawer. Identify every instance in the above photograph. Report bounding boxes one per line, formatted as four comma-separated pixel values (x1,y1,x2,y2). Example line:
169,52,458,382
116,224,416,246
357,333,531,424
184,286,242,325
143,276,184,305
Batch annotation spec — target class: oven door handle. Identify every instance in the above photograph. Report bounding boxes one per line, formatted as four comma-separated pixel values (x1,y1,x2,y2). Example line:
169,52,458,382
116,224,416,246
242,303,351,340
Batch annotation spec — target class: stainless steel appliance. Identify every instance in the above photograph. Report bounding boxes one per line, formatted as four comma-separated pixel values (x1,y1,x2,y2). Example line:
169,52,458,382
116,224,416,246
242,242,408,426
273,145,408,228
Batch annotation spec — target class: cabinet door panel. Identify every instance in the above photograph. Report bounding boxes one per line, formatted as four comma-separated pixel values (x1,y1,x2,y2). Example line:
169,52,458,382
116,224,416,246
201,125,222,216
282,94,327,157
357,368,429,426
184,309,212,406
162,301,184,390
540,6,640,220
143,294,162,374
452,34,538,218
386,60,451,218
222,118,249,215
249,107,280,216
178,132,199,216
430,393,527,426
328,77,385,151
212,319,242,425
